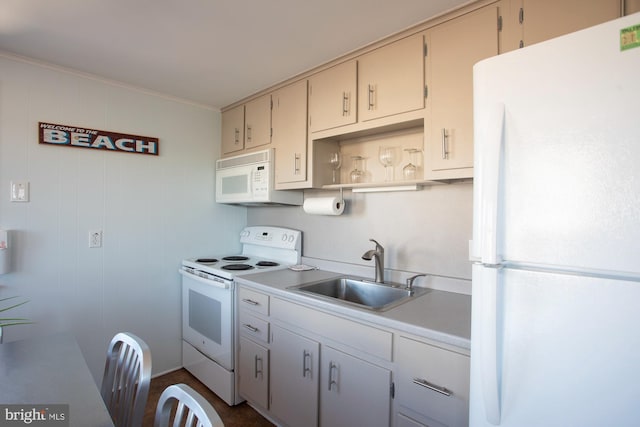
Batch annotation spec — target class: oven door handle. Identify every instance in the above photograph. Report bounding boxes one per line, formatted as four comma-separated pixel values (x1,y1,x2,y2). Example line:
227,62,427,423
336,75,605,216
179,269,230,289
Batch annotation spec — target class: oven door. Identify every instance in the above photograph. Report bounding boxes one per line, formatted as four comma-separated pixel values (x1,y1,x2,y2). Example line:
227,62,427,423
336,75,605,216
181,270,234,370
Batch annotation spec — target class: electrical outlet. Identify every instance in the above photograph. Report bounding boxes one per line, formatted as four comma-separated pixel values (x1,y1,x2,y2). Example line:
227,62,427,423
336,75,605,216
89,230,102,248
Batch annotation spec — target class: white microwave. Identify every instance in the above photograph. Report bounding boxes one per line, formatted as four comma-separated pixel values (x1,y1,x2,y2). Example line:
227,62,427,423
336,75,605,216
215,148,303,205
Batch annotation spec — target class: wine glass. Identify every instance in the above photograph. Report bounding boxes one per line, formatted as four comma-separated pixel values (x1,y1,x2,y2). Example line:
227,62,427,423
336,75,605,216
378,146,399,181
350,156,365,183
328,152,342,184
403,148,422,180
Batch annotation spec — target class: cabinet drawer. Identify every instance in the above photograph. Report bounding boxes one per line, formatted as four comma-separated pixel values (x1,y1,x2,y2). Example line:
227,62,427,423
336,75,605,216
271,297,392,361
396,336,469,427
238,287,269,316
239,310,270,343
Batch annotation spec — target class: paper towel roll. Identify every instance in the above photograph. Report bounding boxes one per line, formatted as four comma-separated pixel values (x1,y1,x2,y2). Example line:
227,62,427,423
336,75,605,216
303,197,345,215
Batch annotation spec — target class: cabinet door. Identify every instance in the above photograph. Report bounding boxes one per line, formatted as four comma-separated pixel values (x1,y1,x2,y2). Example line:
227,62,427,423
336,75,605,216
626,0,640,14
358,33,425,122
238,336,269,409
308,60,357,132
320,346,390,427
245,93,272,149
270,326,319,427
507,0,620,50
272,80,308,185
427,5,499,176
221,105,244,155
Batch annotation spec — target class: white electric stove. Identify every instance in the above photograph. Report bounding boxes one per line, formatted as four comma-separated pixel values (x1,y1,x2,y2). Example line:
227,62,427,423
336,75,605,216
180,226,301,405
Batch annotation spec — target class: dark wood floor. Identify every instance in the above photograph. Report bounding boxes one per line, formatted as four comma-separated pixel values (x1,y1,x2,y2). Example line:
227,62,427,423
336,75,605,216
142,368,274,427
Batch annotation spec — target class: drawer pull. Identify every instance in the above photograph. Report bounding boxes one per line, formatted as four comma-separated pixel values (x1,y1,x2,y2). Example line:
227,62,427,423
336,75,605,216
242,298,260,306
413,378,452,397
242,324,258,333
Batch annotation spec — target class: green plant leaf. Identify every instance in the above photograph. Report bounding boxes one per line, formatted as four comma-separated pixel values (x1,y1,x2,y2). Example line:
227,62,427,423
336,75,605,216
0,296,32,326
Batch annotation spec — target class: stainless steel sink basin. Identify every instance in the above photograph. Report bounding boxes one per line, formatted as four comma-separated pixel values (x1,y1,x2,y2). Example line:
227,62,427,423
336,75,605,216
288,277,428,311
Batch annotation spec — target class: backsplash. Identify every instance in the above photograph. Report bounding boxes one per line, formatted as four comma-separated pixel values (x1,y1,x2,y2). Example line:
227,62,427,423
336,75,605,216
248,182,473,283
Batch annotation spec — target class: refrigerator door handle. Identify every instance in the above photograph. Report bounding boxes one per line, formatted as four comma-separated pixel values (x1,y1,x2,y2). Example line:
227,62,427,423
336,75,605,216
479,103,505,265
480,265,501,425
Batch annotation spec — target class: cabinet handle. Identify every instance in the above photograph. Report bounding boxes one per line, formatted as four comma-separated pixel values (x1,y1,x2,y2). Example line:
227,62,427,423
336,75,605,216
234,128,240,144
294,153,301,174
342,92,349,116
242,324,258,333
254,355,263,379
328,362,338,391
246,125,252,142
412,378,452,397
241,298,259,306
302,350,312,378
367,85,375,110
441,128,449,160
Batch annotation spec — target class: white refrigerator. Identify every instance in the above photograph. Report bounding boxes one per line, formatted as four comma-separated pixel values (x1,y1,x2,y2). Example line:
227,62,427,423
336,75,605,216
470,12,640,427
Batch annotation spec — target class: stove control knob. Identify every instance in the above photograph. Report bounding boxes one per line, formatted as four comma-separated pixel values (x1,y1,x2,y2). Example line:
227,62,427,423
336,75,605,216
288,235,295,242
281,234,288,242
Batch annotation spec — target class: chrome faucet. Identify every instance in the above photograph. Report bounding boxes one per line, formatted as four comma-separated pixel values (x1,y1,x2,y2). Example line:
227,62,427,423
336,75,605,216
362,238,384,283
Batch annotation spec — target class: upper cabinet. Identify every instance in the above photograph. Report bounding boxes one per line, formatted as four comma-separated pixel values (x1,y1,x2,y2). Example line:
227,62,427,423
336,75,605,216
221,105,244,155
222,93,271,156
272,79,308,187
309,34,425,136
502,0,621,52
627,0,640,14
358,33,426,122
221,0,627,187
425,4,500,179
308,60,357,133
244,93,272,150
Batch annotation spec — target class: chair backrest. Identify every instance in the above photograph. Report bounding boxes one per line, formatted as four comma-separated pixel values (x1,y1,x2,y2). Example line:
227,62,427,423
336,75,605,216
101,332,152,427
154,384,224,427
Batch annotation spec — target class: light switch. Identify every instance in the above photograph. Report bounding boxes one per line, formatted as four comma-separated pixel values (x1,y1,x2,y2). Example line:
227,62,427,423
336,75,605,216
10,181,29,202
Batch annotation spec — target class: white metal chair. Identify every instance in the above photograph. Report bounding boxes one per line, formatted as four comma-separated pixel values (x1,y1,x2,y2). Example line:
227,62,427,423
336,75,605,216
101,332,152,427
154,383,224,427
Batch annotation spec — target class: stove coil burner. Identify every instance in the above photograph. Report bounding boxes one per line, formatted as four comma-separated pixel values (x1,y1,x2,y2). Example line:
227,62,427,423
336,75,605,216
222,256,250,262
256,261,279,267
221,264,254,271
196,258,218,263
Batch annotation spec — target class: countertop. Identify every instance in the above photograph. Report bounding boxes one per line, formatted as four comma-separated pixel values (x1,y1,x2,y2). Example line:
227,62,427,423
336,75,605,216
235,268,471,350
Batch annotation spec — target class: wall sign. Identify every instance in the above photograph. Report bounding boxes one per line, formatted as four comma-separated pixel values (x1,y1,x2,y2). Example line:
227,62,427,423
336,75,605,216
38,122,159,156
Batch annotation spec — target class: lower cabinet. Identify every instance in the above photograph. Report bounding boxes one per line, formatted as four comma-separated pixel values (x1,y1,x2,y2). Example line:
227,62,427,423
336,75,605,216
238,336,269,409
320,345,391,427
270,325,319,427
236,285,469,427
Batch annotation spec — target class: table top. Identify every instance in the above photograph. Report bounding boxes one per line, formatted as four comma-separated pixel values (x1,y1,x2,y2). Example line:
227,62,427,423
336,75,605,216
0,332,114,427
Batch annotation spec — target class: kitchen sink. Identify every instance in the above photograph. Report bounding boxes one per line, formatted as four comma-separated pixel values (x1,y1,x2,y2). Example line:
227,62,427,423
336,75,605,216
288,277,428,311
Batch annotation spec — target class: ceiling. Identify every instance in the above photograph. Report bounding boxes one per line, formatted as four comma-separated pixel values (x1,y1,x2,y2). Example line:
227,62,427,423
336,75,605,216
0,0,470,109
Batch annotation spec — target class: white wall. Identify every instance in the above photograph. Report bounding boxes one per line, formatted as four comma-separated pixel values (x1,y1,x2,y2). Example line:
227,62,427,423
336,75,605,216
248,182,473,283
0,53,247,381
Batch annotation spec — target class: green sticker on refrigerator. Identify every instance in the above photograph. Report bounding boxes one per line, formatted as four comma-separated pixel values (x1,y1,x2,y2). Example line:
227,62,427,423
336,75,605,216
620,24,640,51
